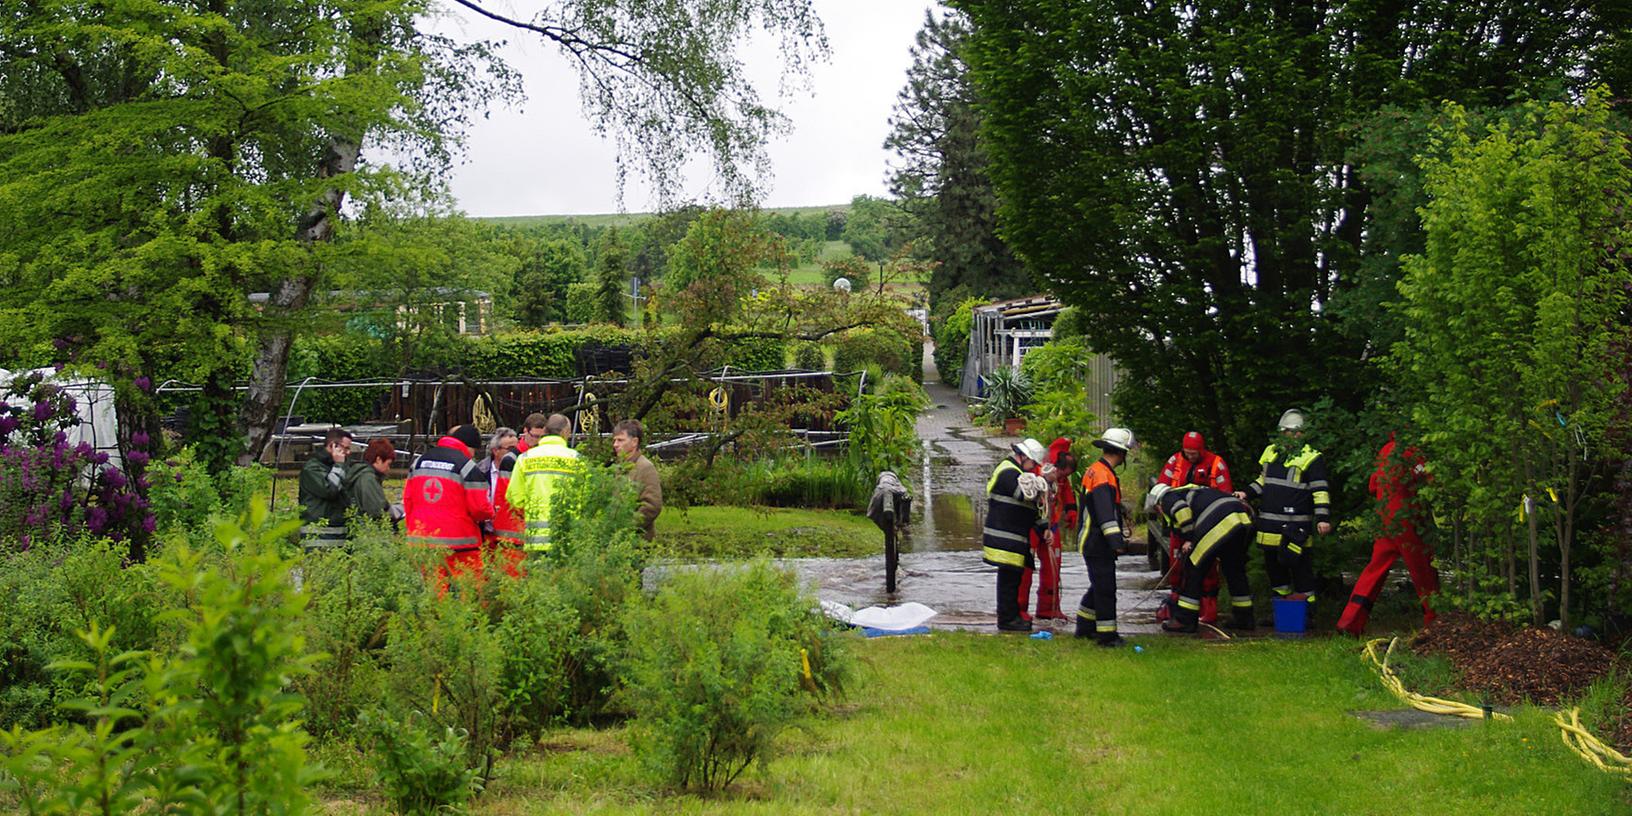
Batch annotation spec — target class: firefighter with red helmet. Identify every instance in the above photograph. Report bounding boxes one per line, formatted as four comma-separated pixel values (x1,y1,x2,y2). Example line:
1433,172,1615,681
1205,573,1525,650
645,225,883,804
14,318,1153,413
1337,435,1437,635
1155,431,1233,625
403,424,494,586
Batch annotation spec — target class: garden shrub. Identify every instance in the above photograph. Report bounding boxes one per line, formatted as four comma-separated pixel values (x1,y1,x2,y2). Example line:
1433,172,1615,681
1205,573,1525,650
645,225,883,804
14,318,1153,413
0,537,165,730
286,333,393,424
0,505,319,812
931,296,983,387
492,571,580,740
358,708,481,815
837,385,922,488
382,580,504,783
832,327,917,380
623,561,854,791
296,520,430,739
792,341,826,371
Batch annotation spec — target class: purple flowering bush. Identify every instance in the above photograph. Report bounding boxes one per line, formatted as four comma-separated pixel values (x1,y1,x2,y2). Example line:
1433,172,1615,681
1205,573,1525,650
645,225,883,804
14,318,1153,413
0,373,152,551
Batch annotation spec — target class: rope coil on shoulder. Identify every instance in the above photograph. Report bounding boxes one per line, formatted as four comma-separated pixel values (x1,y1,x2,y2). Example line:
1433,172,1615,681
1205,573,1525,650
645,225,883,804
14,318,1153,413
1362,637,1512,721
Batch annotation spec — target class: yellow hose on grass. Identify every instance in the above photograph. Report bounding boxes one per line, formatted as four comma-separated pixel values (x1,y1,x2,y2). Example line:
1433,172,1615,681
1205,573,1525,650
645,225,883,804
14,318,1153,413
1363,637,1512,721
1555,707,1632,781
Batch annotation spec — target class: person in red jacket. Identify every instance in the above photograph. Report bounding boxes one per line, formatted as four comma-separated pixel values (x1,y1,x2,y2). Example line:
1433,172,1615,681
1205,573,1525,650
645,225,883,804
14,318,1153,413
483,427,525,578
1337,435,1438,635
1155,431,1233,624
1034,438,1077,620
403,424,494,589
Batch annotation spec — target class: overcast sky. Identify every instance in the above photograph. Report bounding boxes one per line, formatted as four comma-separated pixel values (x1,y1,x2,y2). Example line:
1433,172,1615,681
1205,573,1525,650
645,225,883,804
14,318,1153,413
436,1,938,217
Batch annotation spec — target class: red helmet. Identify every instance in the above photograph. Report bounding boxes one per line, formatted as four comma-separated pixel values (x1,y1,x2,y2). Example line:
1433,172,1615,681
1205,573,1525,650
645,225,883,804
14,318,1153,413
1182,431,1206,452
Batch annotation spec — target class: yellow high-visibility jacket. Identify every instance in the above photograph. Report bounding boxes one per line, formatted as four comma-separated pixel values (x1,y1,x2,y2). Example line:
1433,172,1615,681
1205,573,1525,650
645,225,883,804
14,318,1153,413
504,435,584,552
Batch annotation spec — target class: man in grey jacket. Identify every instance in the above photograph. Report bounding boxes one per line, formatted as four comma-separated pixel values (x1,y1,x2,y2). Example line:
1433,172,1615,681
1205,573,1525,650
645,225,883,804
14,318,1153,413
612,419,662,540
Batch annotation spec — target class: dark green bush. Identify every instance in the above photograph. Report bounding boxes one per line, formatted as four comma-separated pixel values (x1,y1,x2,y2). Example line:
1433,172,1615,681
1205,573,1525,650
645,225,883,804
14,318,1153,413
296,520,430,738
832,327,918,380
0,538,166,730
623,561,853,791
792,341,827,371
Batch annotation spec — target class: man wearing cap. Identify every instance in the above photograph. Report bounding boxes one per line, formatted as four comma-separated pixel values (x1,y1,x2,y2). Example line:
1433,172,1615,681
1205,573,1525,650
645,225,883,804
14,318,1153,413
1077,427,1134,647
1235,409,1332,606
982,437,1049,632
1155,431,1233,625
403,424,494,584
1147,482,1257,632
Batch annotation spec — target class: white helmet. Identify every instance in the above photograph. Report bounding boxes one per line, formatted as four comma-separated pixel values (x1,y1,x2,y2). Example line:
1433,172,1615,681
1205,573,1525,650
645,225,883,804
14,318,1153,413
1012,437,1047,464
1142,483,1168,509
1092,427,1135,453
1278,409,1306,432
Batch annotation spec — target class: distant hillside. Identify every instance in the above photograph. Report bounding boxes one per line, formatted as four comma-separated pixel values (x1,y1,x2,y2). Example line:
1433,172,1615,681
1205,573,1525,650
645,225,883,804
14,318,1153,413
479,203,849,228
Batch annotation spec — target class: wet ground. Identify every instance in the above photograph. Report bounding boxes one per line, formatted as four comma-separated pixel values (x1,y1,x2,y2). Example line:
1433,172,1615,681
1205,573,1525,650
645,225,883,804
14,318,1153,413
779,347,1166,635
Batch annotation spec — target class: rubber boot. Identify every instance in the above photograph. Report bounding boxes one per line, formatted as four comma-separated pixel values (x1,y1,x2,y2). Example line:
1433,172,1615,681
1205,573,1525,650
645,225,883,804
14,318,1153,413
1155,593,1175,623
1200,596,1219,625
1226,606,1256,631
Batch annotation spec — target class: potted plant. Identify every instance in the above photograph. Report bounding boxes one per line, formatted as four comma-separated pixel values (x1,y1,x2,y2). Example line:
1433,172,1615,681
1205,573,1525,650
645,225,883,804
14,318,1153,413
981,367,1033,435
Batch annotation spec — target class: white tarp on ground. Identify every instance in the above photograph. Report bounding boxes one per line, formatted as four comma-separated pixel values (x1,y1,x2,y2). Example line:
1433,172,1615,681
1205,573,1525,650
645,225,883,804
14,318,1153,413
0,368,122,470
822,600,938,631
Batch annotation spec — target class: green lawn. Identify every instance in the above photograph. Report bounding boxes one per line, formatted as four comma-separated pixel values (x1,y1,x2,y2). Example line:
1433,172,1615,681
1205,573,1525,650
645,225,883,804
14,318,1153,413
655,504,880,559
320,634,1629,814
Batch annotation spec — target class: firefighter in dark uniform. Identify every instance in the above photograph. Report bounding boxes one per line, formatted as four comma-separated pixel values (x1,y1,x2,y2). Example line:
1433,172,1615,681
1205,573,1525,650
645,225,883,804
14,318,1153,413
1076,427,1134,647
1236,409,1332,605
1147,483,1257,632
983,437,1049,632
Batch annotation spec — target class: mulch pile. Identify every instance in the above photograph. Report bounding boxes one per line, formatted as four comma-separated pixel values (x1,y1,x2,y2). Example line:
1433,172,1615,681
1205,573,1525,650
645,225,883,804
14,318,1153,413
1410,613,1618,707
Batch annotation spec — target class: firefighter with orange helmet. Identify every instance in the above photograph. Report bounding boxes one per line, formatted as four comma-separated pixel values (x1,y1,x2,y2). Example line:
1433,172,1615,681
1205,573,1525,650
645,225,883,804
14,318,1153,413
1155,431,1233,625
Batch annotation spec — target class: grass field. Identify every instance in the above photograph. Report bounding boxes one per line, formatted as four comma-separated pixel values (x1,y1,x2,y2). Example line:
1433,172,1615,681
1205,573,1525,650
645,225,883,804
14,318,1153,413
317,634,1630,814
655,504,879,559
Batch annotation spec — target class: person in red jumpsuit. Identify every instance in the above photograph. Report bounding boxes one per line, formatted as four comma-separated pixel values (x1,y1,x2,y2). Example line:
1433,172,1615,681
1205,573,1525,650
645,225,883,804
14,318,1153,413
1337,435,1437,635
403,424,494,592
1031,438,1077,620
1155,431,1232,625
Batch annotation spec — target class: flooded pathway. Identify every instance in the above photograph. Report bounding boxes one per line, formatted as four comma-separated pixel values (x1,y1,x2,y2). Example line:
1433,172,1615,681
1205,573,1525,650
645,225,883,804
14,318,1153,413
781,346,1164,635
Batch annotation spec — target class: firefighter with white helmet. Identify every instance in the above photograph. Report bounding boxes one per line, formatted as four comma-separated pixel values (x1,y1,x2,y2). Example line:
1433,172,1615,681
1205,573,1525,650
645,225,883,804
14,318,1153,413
1076,427,1134,646
1235,409,1332,607
983,437,1050,631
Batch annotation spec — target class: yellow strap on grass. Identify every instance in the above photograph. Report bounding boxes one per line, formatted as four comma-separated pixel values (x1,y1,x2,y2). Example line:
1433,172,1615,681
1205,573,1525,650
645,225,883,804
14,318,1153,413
1362,637,1512,721
1555,707,1632,780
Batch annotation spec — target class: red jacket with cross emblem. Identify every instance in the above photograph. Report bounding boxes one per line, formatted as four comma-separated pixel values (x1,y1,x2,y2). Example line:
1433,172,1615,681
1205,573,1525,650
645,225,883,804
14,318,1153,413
403,436,494,551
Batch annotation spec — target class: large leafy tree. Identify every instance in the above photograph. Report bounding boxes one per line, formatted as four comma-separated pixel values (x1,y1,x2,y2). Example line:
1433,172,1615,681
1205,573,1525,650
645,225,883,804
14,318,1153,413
0,0,827,470
1390,92,1632,628
884,8,1026,314
953,0,1628,473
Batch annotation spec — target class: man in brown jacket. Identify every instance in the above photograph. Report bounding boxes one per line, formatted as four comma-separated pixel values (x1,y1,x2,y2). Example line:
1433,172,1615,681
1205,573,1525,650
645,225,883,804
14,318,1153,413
612,419,662,540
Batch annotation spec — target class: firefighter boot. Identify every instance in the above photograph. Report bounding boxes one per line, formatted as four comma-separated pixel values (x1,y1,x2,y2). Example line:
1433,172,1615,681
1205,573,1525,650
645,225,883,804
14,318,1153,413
1162,595,1200,633
1226,605,1256,631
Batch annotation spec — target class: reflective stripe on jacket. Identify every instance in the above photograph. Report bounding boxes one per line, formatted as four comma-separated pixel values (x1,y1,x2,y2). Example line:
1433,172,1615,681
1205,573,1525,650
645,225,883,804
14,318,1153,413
982,458,1038,568
1156,485,1253,566
1079,459,1125,557
505,436,584,552
1245,443,1330,552
1158,449,1232,493
402,437,493,551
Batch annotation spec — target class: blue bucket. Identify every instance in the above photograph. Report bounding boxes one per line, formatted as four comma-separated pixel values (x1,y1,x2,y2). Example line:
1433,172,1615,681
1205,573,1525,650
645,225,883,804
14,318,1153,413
1271,598,1308,634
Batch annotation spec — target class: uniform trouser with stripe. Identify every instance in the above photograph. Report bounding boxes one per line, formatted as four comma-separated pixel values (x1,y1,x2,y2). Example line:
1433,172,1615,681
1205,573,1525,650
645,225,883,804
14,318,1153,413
1174,526,1254,627
996,564,1028,627
1263,545,1318,600
1336,533,1438,634
1076,552,1118,639
1166,532,1221,621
